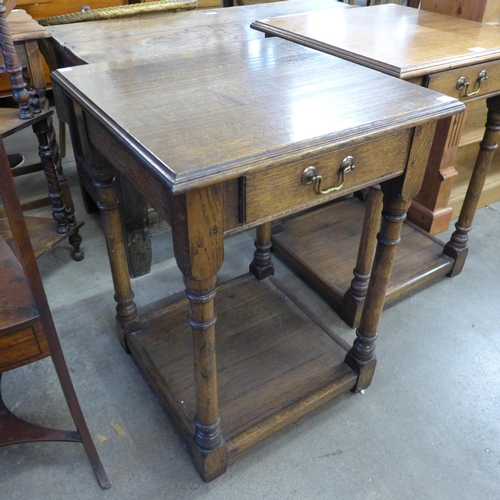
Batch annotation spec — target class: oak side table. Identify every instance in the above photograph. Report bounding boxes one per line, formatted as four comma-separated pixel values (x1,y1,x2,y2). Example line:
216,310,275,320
41,0,348,277
252,4,500,327
52,38,462,481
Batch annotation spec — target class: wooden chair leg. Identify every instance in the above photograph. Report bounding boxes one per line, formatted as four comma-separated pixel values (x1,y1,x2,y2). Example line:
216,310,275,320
47,336,112,490
0,373,81,445
0,130,110,489
0,325,111,490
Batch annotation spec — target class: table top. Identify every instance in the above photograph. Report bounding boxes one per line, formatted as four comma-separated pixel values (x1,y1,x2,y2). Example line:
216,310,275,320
251,4,500,79
8,9,50,41
52,37,462,194
46,0,349,66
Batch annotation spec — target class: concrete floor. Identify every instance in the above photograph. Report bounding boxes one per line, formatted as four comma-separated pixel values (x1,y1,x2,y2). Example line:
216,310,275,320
1,114,500,499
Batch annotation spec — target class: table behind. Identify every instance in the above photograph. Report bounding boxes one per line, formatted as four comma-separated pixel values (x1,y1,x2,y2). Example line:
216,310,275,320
42,0,351,277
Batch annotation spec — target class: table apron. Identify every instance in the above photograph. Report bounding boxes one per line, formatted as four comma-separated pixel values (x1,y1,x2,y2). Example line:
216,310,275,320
426,59,500,103
243,129,412,224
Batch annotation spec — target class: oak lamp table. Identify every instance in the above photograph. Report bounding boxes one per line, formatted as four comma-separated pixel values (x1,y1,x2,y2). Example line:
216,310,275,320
251,4,500,327
41,0,350,277
51,38,462,481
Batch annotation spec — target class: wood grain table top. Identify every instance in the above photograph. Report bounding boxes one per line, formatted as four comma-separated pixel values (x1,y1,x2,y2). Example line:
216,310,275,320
46,0,350,66
52,38,463,194
251,4,500,79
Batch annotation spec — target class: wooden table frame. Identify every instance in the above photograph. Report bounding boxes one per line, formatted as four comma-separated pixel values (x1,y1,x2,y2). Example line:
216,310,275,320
40,0,350,277
251,4,500,327
51,37,462,481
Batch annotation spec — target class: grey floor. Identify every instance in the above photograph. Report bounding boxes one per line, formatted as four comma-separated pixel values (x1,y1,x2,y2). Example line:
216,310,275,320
1,113,500,500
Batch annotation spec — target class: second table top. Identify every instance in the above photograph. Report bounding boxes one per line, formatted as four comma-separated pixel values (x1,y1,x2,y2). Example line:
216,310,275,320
251,4,500,80
52,38,462,194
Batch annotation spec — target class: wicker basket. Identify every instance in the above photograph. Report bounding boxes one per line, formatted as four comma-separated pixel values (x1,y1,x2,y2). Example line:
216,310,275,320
38,0,198,26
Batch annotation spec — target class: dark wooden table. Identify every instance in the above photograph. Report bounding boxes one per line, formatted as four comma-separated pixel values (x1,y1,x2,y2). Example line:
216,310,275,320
251,4,500,326
52,37,462,481
42,0,350,277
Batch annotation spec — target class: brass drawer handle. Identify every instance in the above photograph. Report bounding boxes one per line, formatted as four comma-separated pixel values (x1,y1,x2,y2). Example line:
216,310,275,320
456,70,488,97
301,156,355,195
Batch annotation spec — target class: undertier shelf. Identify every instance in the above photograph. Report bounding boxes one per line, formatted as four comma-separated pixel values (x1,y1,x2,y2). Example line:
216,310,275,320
271,197,455,311
0,217,83,259
126,273,358,459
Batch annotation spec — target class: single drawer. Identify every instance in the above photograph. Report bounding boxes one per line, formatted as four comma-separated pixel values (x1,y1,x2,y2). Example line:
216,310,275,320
243,130,412,223
0,324,50,372
426,60,500,102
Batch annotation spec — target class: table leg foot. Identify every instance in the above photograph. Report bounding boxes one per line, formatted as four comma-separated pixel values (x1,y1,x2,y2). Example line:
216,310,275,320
69,229,84,261
115,315,143,354
442,223,470,277
249,261,274,280
341,291,365,329
345,335,377,393
249,222,274,280
192,443,228,482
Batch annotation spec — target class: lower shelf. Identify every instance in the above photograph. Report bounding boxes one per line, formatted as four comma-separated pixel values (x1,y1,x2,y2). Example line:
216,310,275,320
0,216,83,259
126,273,358,459
271,197,455,318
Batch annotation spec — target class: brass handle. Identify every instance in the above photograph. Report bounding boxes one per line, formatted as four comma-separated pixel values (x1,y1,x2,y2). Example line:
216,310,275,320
301,156,355,195
456,70,488,97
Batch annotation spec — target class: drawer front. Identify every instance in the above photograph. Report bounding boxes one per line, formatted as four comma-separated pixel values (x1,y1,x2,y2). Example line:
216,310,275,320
244,130,412,223
0,324,50,372
426,60,500,102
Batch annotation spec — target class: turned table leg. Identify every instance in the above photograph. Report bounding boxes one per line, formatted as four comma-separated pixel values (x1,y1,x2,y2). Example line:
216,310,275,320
1,16,78,243
171,185,227,482
345,190,411,391
249,221,275,280
31,116,84,260
26,39,77,229
342,185,383,327
186,274,227,480
50,114,78,228
443,95,500,276
31,118,70,236
345,122,437,388
87,146,141,350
